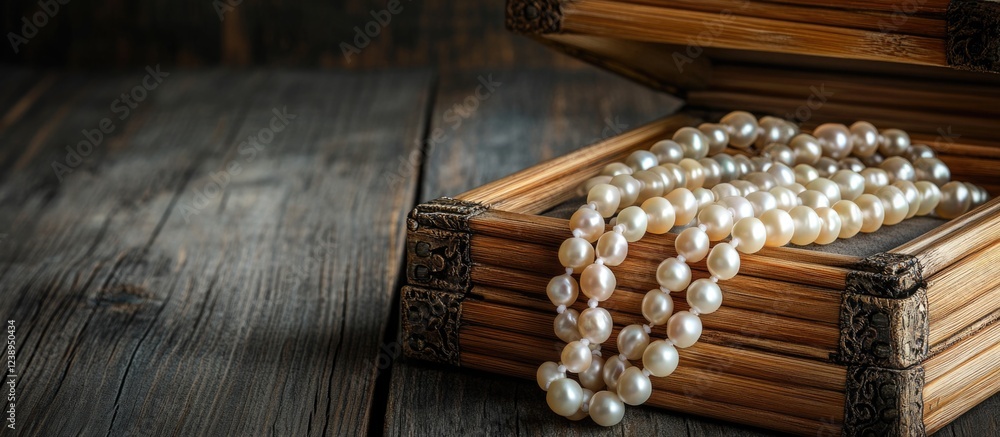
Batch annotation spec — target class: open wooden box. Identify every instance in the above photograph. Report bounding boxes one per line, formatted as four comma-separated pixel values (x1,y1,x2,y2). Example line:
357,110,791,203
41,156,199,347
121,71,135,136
401,0,1000,435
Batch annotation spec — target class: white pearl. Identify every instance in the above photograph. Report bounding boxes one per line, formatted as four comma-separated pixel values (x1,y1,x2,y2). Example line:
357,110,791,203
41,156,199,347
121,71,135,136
679,158,706,190
610,174,641,208
665,188,698,226
547,274,579,306
714,154,738,182
891,180,921,219
578,354,605,391
855,194,885,233
674,127,711,159
633,170,664,204
756,116,789,148
915,181,941,216
806,178,841,203
617,366,652,406
596,231,628,266
554,309,582,343
602,356,631,392
766,162,796,187
626,150,658,172
860,168,890,194
789,205,821,246
732,217,766,254
588,183,621,217
794,164,819,185
693,187,715,211
601,162,632,177
580,264,616,301
558,237,594,268
707,243,740,280
745,172,778,191
733,155,755,178
698,204,734,241
578,175,614,197
814,123,852,159
687,278,723,313
967,182,988,207
849,121,879,157
699,123,729,155
589,390,625,426
720,111,759,149
839,157,866,172
667,311,702,348
832,200,863,239
642,340,679,377
936,181,971,219
876,186,908,225
791,134,822,165
712,183,740,200
547,377,584,417
880,156,916,183
730,180,758,197
656,257,692,292
719,196,755,221
832,170,865,201
579,307,614,343
699,158,723,187
760,209,794,247
914,157,951,186
641,289,674,325
537,361,563,391
761,143,795,166
650,140,684,164
814,207,842,245
815,157,838,178
787,182,806,194
770,186,798,211
798,190,831,209
879,128,910,156
676,227,710,262
617,206,648,242
566,388,594,421
569,207,605,242
561,340,594,373
617,324,650,361
662,163,688,191
641,197,676,234
651,166,677,193
746,191,777,217
906,144,936,161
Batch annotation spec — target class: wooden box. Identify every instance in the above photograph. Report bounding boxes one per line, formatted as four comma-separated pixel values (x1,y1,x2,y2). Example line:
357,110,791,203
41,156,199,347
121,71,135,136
401,0,1000,435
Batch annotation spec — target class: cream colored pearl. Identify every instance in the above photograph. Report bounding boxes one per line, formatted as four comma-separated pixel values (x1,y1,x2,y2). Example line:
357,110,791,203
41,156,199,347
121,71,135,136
642,197,676,234
914,157,951,186
720,110,759,149
650,140,684,164
559,237,594,268
746,191,777,217
761,143,795,166
626,150,658,172
617,205,648,242
698,204,734,241
699,123,730,155
832,200,863,239
674,127,711,160
547,274,579,306
581,263,616,301
798,190,830,209
839,157,865,172
569,207,605,243
814,123,853,159
915,181,941,216
554,309,582,343
860,168,890,194
714,154,738,182
719,196,755,221
687,278,723,313
617,366,652,406
880,156,916,183
850,121,879,157
732,217,766,254
679,158,706,190
757,116,789,148
707,243,740,280
791,134,822,165
656,257,692,292
617,325,650,361
537,361,563,391
806,177,841,203
794,164,819,185
700,158,723,187
879,128,910,156
589,390,625,426
633,170,664,204
770,186,798,211
578,175,613,197
578,354,605,391
814,207,842,245
676,227,710,262
891,180,921,219
601,162,632,177
667,310,702,348
936,181,972,219
789,205,821,246
766,162,796,187
745,171,778,191
876,186,908,225
610,174,641,208
561,340,593,373
643,340,679,377
662,163,688,191
907,144,936,161
579,307,614,343
666,187,698,226
815,157,838,178
642,289,674,325
588,183,621,218
693,187,715,211
650,166,677,193
596,231,628,266
712,183,740,200
566,388,594,421
730,180,758,197
547,377,584,417
855,193,885,233
602,356,631,392
832,169,865,201
760,209,794,247
787,182,806,194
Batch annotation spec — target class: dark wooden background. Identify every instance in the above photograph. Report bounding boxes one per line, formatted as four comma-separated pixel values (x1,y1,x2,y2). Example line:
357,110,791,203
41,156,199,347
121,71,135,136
0,1,997,436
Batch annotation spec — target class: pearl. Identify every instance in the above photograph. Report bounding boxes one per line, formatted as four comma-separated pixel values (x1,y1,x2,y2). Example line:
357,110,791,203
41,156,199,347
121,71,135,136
849,121,879,157
814,157,839,178
814,123,852,159
876,186,908,225
719,196,755,221
617,206,648,242
642,197,676,234
547,274,579,306
566,389,594,421
596,231,628,266
766,163,796,187
860,168,890,194
547,377,584,417
650,166,677,193
914,157,951,186
666,187,699,226
610,174,641,208
733,154,755,176
699,158,723,187
756,116,789,148
626,150,658,172
880,156,916,182
791,134,822,165
732,217,766,253
915,181,941,216
601,162,632,177
855,193,885,233
891,180,921,219
633,170,665,204
588,183,621,217
561,340,594,373
698,123,730,155
707,243,740,280
537,361,564,391
617,366,652,406
674,127,711,159
713,154,738,182
558,237,594,268
745,172,778,191
832,170,865,201
798,190,831,209
578,175,613,197
698,204,735,241
794,164,819,185
761,143,795,166
712,183,741,200
589,390,625,426
751,156,773,172
746,191,778,217
554,309,582,343
806,177,841,203
720,111,759,149
569,207,605,243
760,209,794,247
814,207,842,245
676,227,710,262
687,278,723,313
693,187,716,211
832,200,863,239
667,311,702,348
906,144,936,161
650,140,684,164
861,153,884,167
839,157,865,172
679,158,707,190
789,205,822,245
578,354,606,391
580,264,616,301
602,356,631,392
656,257,692,292
770,186,798,211
787,182,806,194
967,182,988,207
936,181,971,219
579,307,614,343
617,325,650,361
642,289,674,325
642,340,679,377
879,128,910,156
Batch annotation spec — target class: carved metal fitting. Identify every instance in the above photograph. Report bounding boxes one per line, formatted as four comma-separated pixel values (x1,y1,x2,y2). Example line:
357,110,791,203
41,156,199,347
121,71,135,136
947,0,1000,73
843,365,925,436
401,286,463,365
506,0,563,34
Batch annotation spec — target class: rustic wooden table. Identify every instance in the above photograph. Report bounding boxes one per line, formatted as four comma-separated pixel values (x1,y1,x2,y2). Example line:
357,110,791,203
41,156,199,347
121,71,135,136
0,66,996,436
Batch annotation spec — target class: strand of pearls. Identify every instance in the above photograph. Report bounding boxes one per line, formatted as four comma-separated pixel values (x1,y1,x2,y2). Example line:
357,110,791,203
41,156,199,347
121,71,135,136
539,111,990,425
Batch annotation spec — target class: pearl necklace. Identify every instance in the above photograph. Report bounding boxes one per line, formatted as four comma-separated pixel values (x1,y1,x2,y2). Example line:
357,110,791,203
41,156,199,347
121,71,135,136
539,111,990,425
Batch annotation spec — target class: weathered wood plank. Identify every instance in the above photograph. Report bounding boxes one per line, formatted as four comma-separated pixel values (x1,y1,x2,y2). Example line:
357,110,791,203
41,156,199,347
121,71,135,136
0,69,432,435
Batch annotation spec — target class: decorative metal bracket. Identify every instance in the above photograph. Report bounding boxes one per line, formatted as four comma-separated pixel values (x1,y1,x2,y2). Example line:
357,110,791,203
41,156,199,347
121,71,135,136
843,365,925,436
947,0,1000,73
506,0,563,34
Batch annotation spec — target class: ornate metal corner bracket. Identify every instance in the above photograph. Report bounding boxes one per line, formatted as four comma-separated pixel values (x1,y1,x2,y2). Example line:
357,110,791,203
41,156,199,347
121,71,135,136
843,365,925,436
946,0,1000,73
506,0,563,34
